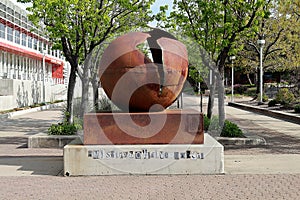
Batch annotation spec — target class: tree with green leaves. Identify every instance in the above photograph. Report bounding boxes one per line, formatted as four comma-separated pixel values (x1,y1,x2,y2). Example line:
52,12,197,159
19,0,154,122
235,0,300,96
160,0,270,127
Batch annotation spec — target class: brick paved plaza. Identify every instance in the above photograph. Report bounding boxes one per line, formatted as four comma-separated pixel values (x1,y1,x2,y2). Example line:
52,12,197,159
0,96,300,199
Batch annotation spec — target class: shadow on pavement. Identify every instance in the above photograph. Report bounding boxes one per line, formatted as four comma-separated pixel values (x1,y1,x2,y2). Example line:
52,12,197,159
0,118,57,136
0,137,28,146
0,156,63,176
225,130,300,154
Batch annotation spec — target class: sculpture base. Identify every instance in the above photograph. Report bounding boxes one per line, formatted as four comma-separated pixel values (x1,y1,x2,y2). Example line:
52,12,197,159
84,110,204,145
64,133,224,176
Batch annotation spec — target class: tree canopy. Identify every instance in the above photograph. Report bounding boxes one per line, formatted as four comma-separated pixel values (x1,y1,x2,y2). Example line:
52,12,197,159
19,0,155,122
236,0,300,75
160,0,270,125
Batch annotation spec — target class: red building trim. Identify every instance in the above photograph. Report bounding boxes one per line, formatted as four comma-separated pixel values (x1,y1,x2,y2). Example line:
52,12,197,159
0,40,64,80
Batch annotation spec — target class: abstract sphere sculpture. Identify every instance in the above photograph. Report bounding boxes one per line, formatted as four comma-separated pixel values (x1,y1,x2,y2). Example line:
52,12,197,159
99,29,188,112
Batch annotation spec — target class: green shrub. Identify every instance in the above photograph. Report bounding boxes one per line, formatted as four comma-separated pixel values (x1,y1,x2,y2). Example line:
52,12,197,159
220,120,244,138
48,122,81,135
203,115,221,132
295,104,300,113
233,84,248,94
262,94,268,102
275,88,295,105
204,116,244,137
48,111,82,135
96,95,120,112
244,87,257,97
208,116,221,131
268,99,278,107
204,115,210,131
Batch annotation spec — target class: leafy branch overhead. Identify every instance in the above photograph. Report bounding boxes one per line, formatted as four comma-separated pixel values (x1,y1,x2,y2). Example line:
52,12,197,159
159,0,270,126
20,0,154,65
18,0,155,123
236,0,300,73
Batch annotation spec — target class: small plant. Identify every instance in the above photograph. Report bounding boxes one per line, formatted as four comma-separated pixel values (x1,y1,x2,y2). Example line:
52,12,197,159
48,122,80,135
262,94,268,102
204,116,244,137
209,116,221,131
203,115,210,131
48,111,82,135
275,88,295,105
244,87,257,97
97,95,120,112
268,99,278,107
294,104,300,113
220,120,244,138
233,84,248,94
203,115,221,132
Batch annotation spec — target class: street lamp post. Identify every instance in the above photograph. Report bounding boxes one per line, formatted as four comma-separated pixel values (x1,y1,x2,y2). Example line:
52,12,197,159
229,56,236,102
257,36,265,104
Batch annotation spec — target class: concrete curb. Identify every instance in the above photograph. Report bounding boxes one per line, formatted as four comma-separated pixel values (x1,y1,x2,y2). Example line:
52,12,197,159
228,102,300,125
216,136,266,146
0,102,65,119
28,133,81,148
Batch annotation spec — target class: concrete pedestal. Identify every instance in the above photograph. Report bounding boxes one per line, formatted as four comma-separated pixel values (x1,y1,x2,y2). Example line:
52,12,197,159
63,134,224,176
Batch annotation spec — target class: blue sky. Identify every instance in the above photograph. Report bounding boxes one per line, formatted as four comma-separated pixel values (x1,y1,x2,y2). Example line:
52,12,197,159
149,0,173,26
151,0,173,15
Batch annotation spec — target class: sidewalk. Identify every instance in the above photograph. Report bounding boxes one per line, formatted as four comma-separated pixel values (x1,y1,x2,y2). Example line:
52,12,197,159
0,101,300,199
183,94,300,174
0,108,63,176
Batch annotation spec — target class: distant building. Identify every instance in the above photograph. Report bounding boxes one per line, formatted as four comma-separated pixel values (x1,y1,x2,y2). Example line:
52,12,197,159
0,0,69,111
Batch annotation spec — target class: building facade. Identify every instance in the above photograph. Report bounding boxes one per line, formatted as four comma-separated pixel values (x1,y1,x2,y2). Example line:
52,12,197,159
0,0,69,111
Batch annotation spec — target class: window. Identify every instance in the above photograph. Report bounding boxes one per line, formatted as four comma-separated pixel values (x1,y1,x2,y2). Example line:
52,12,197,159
7,7,13,15
38,40,43,52
43,42,47,53
0,23,5,38
14,30,20,44
21,33,26,46
0,10,5,18
21,15,27,29
28,36,32,48
0,2,5,11
7,27,13,42
33,38,38,50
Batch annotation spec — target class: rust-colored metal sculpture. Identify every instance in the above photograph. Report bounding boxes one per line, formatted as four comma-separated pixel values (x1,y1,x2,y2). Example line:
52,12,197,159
99,29,188,112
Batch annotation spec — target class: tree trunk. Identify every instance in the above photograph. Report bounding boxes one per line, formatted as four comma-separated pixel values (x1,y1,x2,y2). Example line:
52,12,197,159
247,73,253,85
207,71,216,119
80,56,92,119
92,81,99,111
66,66,77,124
80,74,89,118
217,77,225,127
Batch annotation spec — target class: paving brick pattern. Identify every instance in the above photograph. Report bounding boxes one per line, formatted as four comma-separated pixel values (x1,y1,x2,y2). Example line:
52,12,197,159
0,174,300,200
1,100,300,199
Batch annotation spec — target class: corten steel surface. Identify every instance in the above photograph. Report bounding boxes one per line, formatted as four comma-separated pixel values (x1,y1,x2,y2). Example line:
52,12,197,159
84,110,204,145
99,29,188,112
